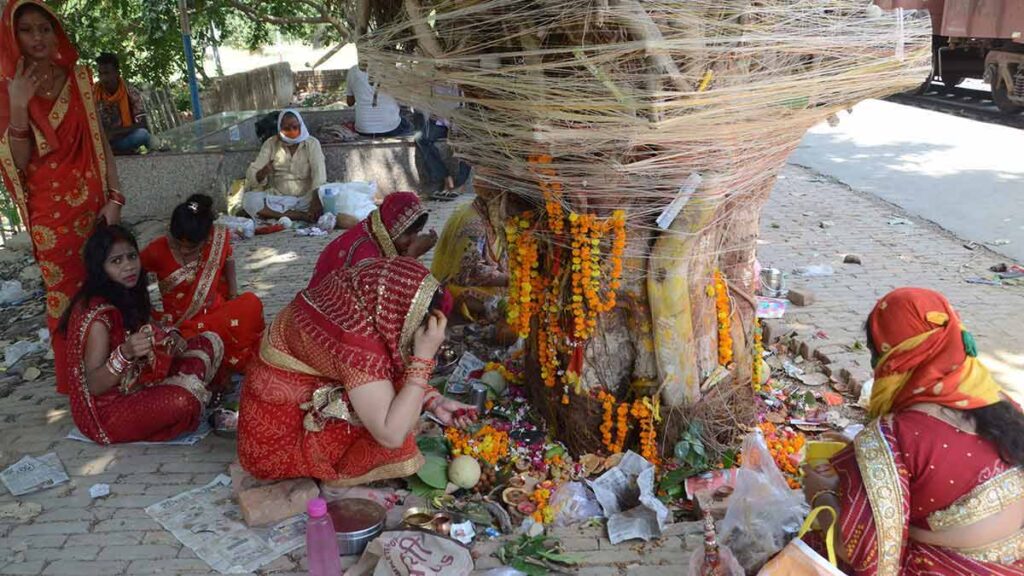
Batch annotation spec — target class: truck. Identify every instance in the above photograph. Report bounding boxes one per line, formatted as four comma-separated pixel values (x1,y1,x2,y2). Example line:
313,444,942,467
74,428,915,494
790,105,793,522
877,0,1024,113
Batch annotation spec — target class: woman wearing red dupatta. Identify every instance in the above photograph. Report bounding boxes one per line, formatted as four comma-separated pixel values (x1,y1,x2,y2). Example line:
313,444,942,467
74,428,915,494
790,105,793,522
141,195,265,374
307,192,434,289
802,288,1024,575
63,225,223,444
238,257,475,484
0,1,126,395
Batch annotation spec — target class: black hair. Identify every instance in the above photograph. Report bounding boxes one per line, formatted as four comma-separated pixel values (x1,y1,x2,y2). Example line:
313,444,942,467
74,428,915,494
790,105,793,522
14,4,58,28
170,194,215,244
96,52,120,70
866,310,1024,466
58,224,150,334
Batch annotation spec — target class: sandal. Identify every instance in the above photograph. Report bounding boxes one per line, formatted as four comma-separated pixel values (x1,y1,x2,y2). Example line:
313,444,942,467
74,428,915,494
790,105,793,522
430,188,461,202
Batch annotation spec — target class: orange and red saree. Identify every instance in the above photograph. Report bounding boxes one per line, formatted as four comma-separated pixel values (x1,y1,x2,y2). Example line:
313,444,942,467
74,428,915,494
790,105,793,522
238,257,440,483
65,298,223,444
0,1,114,394
140,226,265,373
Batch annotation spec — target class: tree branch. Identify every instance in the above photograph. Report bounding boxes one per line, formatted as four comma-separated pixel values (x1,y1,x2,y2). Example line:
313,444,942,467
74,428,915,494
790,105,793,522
224,0,330,27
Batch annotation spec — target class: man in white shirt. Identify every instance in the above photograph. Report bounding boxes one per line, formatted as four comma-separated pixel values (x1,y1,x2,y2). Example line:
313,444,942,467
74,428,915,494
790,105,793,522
345,64,411,137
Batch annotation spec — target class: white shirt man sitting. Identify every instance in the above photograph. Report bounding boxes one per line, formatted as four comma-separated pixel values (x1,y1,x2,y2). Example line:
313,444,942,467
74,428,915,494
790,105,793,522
345,64,411,138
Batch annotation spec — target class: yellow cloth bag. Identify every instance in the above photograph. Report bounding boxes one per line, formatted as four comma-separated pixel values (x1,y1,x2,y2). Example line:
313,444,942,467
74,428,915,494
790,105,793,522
757,506,846,576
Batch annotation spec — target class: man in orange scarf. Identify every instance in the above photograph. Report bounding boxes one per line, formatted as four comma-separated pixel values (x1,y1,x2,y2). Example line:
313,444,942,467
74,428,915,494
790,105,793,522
93,52,151,154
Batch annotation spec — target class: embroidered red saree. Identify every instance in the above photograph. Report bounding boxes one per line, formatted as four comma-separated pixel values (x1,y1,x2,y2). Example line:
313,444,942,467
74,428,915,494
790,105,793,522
239,257,440,484
65,299,224,444
308,191,427,289
833,413,1024,575
0,1,115,394
827,288,1024,575
141,226,265,373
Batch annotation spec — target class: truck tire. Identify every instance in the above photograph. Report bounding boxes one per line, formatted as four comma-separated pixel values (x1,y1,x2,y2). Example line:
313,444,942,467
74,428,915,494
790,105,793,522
992,80,1024,114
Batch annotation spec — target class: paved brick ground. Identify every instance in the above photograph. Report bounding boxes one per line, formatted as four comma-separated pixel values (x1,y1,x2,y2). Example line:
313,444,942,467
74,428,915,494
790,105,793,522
1,162,1022,575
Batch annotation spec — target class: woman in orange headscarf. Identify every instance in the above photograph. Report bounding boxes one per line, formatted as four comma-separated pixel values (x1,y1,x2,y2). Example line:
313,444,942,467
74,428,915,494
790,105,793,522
802,288,1024,575
0,1,125,395
238,257,474,484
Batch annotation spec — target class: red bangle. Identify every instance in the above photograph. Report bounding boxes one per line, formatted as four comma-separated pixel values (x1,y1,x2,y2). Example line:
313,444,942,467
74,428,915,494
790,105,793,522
107,189,126,206
8,124,30,139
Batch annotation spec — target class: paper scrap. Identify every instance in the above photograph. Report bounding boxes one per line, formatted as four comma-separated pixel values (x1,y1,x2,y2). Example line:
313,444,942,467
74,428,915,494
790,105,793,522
1,452,69,496
89,483,111,499
588,451,669,544
656,173,702,230
450,520,476,544
146,474,306,574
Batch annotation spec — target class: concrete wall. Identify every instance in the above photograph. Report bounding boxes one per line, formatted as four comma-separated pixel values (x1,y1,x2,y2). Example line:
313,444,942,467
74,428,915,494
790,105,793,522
294,69,347,94
116,137,422,222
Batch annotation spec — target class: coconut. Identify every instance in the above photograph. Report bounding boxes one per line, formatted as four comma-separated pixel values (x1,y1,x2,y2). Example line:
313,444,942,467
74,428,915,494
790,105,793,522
480,370,507,395
448,455,482,489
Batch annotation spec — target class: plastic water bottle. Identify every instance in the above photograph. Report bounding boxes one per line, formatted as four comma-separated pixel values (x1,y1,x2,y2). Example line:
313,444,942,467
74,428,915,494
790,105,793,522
305,498,342,576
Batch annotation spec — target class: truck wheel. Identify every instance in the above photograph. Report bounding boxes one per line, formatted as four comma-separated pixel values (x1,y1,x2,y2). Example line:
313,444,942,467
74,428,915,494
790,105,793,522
992,80,1024,114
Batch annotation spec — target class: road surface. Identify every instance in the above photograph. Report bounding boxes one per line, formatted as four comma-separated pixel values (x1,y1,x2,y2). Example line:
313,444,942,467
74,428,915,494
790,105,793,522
791,99,1024,263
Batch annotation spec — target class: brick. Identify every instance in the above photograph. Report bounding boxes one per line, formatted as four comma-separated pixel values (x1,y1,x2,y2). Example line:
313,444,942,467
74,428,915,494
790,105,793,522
65,532,142,547
141,531,178,546
0,535,66,549
0,560,45,575
125,559,210,574
97,545,180,561
24,546,99,563
8,522,89,538
237,478,319,527
92,518,162,533
42,561,128,576
787,288,816,307
158,461,228,474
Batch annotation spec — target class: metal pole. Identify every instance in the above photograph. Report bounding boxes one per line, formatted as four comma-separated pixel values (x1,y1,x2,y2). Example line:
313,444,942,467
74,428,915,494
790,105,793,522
179,0,203,120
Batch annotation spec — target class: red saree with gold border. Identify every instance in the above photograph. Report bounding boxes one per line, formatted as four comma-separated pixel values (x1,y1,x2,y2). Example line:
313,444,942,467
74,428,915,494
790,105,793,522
239,257,439,484
141,226,265,373
0,1,113,394
833,413,1024,575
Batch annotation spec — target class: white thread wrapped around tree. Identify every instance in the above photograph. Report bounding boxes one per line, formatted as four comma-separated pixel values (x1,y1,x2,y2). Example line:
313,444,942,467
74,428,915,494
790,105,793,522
361,0,930,454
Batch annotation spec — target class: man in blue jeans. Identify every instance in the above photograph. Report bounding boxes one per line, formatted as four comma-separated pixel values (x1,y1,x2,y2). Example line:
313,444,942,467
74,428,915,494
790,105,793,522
93,53,152,154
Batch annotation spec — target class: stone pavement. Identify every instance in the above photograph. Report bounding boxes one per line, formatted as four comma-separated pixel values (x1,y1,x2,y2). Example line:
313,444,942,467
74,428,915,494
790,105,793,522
2,162,1023,575
759,165,1024,402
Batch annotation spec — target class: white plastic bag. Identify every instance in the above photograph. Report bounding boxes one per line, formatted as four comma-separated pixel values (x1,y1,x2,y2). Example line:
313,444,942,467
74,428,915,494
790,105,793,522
550,481,603,527
320,181,377,220
216,215,255,239
0,280,27,306
687,544,745,576
719,430,808,573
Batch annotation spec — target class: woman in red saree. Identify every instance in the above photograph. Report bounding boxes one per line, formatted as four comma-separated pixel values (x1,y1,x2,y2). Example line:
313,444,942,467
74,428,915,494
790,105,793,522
141,194,265,374
238,257,475,484
0,1,126,395
307,191,435,289
803,288,1024,575
62,225,223,444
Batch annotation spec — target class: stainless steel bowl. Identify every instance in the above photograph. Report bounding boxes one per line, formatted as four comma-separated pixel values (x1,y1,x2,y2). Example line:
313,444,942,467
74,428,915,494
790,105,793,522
327,498,386,556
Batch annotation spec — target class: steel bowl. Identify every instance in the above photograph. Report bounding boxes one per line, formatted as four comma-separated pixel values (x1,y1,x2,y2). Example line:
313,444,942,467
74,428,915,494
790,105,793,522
327,498,386,556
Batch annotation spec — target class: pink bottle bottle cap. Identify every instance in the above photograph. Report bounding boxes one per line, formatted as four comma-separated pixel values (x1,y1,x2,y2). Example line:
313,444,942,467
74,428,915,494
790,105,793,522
307,497,328,517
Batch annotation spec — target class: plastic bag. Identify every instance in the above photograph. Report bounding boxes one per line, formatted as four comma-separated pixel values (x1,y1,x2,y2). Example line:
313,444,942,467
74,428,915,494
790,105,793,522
550,481,603,527
320,181,378,220
0,280,27,306
687,544,744,576
216,215,255,239
719,429,808,573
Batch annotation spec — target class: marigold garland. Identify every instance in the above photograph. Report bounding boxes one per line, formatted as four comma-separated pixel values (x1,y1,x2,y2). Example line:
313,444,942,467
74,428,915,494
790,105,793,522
713,269,734,366
752,317,764,392
530,483,556,524
630,397,659,464
506,215,541,339
759,422,805,489
445,425,511,467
